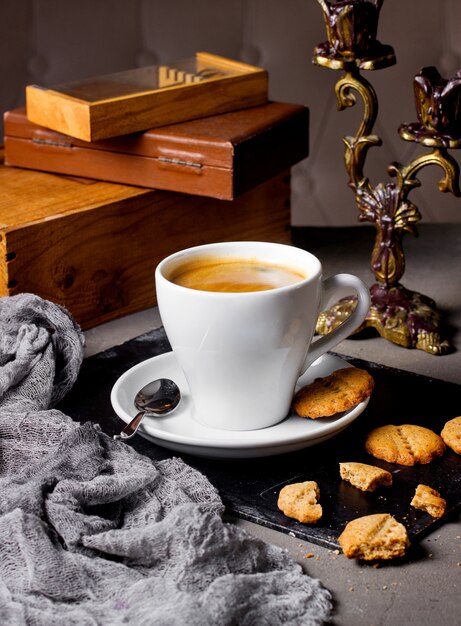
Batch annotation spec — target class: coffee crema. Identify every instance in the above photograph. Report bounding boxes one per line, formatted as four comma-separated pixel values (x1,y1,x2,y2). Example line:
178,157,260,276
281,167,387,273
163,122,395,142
170,257,306,292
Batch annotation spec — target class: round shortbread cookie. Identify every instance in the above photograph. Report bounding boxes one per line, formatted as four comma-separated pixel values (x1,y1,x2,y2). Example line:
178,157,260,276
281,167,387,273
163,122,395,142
292,367,374,419
440,416,461,455
365,424,446,466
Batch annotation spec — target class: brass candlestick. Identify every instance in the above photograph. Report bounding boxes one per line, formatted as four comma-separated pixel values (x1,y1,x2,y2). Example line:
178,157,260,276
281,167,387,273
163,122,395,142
313,0,461,354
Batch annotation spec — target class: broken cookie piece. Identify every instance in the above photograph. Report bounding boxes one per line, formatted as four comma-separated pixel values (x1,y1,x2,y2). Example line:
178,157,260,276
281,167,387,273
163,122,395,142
338,513,410,560
410,484,446,518
277,481,322,524
339,462,393,492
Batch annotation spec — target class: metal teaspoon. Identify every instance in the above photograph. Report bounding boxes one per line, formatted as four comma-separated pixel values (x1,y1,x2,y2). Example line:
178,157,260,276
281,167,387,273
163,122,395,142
113,378,181,441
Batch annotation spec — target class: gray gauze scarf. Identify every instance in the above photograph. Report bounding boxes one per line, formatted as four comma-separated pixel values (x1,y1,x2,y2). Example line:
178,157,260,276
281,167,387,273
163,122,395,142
0,293,332,625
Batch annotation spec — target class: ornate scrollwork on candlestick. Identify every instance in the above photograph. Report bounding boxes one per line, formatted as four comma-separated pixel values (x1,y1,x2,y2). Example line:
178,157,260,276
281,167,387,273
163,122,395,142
313,0,461,354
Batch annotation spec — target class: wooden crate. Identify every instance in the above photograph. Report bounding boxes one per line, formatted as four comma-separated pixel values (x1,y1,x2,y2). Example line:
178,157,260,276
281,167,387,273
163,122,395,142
25,53,268,141
0,156,291,328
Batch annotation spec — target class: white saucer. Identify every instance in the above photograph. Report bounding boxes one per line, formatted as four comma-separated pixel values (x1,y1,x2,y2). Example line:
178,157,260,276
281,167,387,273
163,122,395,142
111,351,370,459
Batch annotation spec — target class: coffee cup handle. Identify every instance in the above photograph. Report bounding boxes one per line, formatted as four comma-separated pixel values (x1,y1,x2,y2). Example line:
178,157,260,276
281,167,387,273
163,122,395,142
300,273,370,373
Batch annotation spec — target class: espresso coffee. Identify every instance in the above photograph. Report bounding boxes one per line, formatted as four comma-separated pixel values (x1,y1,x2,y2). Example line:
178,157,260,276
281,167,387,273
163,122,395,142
170,257,305,292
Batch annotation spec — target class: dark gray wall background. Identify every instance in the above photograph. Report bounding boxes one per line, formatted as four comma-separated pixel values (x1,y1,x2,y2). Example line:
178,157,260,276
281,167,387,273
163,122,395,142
1,0,460,225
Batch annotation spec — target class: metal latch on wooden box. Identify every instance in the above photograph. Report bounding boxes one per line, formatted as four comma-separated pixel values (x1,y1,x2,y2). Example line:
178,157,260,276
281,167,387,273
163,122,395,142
158,157,203,169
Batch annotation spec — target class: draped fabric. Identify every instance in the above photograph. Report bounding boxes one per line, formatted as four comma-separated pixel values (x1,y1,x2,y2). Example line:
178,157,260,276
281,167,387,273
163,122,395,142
0,294,332,625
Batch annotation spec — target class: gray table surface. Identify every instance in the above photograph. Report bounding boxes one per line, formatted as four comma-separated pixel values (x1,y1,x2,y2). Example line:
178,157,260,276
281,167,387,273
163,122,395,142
84,225,460,626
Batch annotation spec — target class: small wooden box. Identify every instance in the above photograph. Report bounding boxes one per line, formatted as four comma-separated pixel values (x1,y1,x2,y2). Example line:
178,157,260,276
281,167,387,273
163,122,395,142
5,102,308,200
0,154,291,329
25,53,268,141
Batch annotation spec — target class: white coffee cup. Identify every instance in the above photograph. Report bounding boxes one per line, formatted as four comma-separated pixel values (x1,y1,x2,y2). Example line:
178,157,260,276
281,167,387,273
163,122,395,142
155,241,370,431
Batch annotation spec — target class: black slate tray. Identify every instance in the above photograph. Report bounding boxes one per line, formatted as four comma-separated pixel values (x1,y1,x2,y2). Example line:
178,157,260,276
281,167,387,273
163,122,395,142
58,328,461,550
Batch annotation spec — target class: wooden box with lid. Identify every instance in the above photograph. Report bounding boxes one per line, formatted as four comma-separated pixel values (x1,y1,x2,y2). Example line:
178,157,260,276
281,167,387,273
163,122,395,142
5,102,309,201
0,154,292,329
25,53,268,142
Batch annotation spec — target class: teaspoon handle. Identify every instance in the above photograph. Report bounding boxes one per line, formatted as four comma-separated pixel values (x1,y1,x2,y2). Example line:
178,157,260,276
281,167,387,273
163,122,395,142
113,411,145,440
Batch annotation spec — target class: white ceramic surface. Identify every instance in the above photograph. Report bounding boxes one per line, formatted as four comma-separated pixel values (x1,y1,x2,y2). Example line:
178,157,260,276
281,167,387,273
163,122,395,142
155,241,370,431
110,351,370,459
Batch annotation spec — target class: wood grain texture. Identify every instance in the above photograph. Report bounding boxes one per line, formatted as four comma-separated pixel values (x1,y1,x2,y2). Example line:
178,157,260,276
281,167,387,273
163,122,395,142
25,53,268,141
5,102,309,200
0,157,290,328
